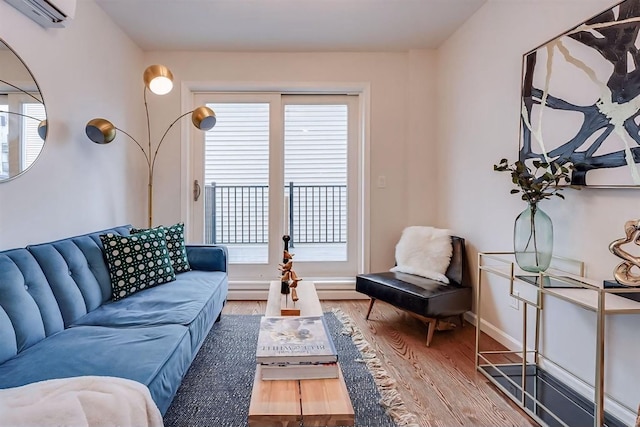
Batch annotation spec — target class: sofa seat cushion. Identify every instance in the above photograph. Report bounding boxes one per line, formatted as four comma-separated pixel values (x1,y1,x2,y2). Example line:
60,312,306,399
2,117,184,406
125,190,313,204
356,271,472,318
71,271,227,328
0,324,192,415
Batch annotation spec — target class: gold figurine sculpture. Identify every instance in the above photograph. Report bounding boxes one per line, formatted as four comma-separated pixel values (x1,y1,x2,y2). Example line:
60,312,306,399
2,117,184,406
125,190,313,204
279,249,302,301
609,219,640,287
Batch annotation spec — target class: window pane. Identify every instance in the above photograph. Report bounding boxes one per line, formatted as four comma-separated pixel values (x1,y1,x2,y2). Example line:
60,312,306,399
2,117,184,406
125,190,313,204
204,103,269,264
22,103,45,169
0,102,45,179
284,104,348,262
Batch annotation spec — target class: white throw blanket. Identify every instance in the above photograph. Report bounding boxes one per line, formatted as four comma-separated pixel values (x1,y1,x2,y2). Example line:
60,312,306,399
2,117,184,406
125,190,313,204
0,376,163,427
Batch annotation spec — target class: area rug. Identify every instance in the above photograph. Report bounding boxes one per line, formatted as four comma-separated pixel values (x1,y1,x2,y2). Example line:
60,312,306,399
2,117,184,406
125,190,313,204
163,310,418,427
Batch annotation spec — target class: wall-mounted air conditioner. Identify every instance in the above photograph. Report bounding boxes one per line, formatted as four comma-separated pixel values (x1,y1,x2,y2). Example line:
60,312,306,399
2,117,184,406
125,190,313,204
4,0,76,28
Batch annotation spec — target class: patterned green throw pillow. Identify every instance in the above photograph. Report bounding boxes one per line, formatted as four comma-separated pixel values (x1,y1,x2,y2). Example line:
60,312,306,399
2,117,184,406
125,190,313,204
100,228,176,301
131,222,191,273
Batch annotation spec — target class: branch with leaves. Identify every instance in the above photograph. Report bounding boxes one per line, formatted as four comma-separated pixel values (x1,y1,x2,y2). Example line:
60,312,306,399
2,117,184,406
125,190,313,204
493,159,573,204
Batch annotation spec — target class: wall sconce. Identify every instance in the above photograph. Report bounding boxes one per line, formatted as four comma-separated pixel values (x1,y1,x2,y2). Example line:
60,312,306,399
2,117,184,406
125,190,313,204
85,64,216,228
0,111,46,139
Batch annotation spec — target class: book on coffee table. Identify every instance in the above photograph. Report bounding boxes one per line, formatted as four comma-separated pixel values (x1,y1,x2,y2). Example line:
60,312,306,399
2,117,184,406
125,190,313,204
260,362,339,380
256,315,338,365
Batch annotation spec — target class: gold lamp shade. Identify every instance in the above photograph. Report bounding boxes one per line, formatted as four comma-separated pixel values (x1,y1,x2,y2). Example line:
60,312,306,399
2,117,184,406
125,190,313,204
86,118,116,144
143,65,174,95
191,106,216,131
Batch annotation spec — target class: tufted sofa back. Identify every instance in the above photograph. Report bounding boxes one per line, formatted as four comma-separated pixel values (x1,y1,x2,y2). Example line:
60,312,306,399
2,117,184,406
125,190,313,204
0,226,130,364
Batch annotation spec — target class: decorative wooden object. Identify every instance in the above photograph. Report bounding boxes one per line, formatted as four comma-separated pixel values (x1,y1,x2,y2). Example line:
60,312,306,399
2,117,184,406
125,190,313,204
278,235,302,316
280,235,291,295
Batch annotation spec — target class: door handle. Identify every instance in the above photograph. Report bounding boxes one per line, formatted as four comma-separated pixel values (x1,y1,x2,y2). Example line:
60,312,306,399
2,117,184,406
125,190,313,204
193,179,201,202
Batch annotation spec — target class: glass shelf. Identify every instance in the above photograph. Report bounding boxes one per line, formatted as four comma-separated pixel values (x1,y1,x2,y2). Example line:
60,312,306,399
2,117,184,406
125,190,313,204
483,363,625,427
478,252,640,315
476,252,640,427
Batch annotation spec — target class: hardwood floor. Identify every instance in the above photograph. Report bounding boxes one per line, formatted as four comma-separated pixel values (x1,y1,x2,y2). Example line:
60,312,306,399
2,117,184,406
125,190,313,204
223,299,538,427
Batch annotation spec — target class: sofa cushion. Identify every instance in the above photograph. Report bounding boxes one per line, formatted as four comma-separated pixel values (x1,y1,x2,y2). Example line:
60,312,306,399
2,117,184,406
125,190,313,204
100,229,176,301
131,223,191,273
27,226,131,327
71,271,227,328
356,271,472,318
0,324,192,415
390,226,453,284
0,249,65,363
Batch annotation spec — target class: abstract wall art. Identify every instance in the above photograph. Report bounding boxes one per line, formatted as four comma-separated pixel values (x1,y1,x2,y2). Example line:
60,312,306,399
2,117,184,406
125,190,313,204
520,0,640,186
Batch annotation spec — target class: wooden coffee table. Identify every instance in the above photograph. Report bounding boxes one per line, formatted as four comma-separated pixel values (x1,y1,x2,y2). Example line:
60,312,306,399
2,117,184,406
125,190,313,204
248,281,355,427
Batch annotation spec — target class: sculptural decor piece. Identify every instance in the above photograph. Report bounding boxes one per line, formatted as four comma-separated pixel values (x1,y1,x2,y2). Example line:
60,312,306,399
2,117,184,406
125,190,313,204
520,0,640,187
280,235,292,295
608,219,640,287
278,234,302,316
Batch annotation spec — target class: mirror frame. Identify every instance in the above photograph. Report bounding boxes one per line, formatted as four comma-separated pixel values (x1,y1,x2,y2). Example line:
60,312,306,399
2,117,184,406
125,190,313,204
0,37,47,183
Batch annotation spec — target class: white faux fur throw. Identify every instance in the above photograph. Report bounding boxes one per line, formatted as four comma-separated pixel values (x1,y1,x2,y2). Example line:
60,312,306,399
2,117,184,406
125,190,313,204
390,226,452,284
0,376,163,427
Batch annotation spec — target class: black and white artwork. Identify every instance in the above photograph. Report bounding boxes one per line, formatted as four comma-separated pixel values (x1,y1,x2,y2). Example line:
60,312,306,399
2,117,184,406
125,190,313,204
520,0,640,186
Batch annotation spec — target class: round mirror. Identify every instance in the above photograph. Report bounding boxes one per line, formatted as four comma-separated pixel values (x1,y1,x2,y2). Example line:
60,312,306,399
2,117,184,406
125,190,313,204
0,38,46,182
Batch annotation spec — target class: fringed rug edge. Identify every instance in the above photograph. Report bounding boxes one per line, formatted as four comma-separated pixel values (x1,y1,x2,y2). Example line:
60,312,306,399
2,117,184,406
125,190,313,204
331,308,420,427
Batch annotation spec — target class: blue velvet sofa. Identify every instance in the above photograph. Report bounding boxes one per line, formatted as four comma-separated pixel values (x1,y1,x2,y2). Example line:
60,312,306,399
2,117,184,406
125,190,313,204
0,225,228,414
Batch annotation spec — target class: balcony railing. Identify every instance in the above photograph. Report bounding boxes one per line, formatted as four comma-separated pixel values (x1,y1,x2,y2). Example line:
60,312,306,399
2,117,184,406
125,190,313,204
204,182,346,246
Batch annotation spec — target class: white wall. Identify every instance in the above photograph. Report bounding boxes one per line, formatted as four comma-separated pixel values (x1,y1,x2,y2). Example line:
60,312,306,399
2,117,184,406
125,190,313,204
0,0,634,418
0,49,33,84
0,0,146,250
144,50,438,271
437,0,639,421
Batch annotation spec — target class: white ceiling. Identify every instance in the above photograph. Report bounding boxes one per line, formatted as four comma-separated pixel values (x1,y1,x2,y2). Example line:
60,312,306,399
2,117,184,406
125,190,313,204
94,0,488,52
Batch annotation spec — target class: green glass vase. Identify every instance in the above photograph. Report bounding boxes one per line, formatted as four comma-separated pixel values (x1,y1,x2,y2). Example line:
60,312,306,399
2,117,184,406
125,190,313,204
514,203,553,273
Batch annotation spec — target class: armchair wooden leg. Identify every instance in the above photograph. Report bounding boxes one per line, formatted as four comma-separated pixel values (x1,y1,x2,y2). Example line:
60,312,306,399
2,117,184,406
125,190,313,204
365,298,376,320
425,318,437,347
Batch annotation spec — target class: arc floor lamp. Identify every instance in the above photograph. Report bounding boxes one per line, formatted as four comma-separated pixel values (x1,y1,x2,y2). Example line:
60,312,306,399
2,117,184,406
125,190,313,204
85,65,216,228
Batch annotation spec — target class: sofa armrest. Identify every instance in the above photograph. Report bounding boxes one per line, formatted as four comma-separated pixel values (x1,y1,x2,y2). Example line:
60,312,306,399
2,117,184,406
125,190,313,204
185,245,228,273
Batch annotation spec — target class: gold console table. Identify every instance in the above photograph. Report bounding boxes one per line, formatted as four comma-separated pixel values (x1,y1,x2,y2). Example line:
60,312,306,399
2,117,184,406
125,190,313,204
476,252,640,427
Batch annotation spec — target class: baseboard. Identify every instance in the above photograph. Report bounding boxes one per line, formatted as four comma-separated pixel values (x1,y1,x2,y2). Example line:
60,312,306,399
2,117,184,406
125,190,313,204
464,312,522,351
464,313,636,426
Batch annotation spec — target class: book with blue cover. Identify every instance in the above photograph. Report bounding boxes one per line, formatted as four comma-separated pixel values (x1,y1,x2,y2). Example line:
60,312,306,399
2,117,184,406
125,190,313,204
256,315,338,365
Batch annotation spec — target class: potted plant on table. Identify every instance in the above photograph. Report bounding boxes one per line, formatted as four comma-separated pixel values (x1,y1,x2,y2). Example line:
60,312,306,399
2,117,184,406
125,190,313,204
493,158,572,273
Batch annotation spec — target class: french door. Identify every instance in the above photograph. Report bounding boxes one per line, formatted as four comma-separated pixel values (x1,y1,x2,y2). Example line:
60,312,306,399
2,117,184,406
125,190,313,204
190,93,362,284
